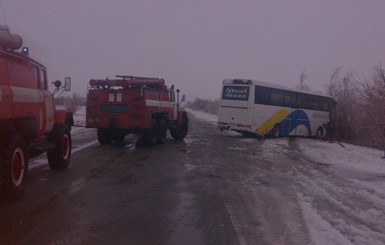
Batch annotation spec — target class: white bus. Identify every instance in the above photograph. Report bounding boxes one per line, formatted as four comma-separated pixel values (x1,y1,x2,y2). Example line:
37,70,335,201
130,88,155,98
218,79,336,138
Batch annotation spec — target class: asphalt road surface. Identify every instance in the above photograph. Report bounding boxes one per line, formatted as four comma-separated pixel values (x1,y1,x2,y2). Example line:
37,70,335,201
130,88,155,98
0,112,362,245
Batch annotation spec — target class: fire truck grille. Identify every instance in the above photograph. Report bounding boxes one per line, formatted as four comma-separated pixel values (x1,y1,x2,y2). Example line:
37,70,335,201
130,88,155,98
100,104,129,113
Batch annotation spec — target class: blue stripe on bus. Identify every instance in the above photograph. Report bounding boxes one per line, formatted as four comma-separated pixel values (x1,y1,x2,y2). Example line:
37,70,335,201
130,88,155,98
267,109,311,136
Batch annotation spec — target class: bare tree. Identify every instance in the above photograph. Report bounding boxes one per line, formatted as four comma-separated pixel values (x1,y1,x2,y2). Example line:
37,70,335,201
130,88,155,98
327,65,385,148
325,67,342,97
186,98,219,115
55,93,85,113
358,65,385,147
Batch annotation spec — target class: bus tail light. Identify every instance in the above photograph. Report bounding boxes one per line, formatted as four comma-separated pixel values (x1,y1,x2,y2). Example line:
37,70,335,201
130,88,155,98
237,124,251,129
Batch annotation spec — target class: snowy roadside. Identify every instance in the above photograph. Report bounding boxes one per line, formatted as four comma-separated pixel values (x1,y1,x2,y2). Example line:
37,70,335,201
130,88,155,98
187,108,385,245
72,106,87,130
38,106,385,244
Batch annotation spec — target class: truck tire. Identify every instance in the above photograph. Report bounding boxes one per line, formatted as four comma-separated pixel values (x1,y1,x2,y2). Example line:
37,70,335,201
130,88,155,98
47,126,72,170
157,119,167,144
97,128,112,145
170,118,188,140
142,119,158,146
113,134,125,144
1,134,28,199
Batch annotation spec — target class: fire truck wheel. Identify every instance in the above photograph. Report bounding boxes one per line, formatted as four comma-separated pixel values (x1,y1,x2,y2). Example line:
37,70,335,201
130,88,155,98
97,129,113,145
113,134,125,144
170,118,188,140
47,128,72,170
157,119,167,144
1,134,28,199
142,119,158,146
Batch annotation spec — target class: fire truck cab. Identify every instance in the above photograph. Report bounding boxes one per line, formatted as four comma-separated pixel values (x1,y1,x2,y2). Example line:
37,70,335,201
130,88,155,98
0,26,73,199
86,75,188,146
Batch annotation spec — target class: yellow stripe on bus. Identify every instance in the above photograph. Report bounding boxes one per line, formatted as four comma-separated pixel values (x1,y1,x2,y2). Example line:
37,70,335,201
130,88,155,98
255,109,289,135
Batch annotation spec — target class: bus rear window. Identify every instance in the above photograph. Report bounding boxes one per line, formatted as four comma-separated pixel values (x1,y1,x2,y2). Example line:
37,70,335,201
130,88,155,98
222,86,249,101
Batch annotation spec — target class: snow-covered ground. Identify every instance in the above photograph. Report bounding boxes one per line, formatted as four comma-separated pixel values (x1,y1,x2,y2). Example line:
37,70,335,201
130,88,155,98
187,109,385,245
73,106,87,128
58,107,385,244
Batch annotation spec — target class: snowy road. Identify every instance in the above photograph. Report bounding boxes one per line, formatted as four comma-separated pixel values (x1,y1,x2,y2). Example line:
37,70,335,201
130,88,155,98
1,108,385,244
189,109,385,245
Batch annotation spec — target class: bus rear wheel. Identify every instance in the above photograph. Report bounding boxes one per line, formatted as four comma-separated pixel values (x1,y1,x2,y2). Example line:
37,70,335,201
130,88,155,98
272,124,281,138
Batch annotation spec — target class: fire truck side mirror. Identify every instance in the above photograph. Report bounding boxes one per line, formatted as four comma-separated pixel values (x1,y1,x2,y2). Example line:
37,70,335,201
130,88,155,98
182,94,186,102
64,77,71,91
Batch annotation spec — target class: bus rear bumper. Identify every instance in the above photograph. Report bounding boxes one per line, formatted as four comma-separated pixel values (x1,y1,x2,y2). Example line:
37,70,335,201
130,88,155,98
218,122,253,134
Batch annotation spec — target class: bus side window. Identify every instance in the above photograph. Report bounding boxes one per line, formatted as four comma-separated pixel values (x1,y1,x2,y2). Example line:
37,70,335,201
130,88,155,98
309,96,320,110
255,86,270,104
284,91,296,107
319,98,328,111
298,94,311,109
296,94,304,108
270,89,283,106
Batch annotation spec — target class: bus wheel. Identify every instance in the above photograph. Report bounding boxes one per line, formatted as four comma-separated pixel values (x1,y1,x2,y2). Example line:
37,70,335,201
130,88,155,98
272,124,281,138
316,127,324,139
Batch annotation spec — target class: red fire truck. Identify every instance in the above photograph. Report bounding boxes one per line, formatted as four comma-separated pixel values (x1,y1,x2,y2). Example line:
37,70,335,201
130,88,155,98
86,75,188,146
0,26,73,199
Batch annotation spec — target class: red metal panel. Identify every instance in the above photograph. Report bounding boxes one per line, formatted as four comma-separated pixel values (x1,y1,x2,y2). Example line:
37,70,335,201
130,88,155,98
86,77,182,131
54,109,69,124
0,85,12,120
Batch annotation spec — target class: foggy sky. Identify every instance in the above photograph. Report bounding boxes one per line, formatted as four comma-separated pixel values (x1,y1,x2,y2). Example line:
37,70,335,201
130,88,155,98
2,0,385,100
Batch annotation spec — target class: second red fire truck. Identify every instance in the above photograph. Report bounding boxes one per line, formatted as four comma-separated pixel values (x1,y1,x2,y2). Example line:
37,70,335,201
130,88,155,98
86,75,188,146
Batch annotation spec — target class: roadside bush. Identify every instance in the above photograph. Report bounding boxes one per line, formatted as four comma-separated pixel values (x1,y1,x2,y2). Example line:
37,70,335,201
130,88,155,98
325,66,385,149
55,93,86,113
185,98,219,115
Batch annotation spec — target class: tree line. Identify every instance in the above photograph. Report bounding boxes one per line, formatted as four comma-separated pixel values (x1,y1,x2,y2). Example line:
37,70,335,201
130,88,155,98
325,66,385,148
55,93,85,113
